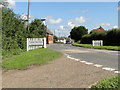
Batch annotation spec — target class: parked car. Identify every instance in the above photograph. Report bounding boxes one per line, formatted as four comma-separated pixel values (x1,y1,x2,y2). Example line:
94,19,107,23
66,40,71,44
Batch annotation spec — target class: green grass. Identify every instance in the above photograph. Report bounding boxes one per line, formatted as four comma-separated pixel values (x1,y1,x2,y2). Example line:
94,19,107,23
91,75,120,90
2,49,26,59
2,48,62,70
72,43,120,51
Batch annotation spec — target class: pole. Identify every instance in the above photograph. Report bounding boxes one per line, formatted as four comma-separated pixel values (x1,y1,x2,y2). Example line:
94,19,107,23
27,0,30,27
54,29,55,36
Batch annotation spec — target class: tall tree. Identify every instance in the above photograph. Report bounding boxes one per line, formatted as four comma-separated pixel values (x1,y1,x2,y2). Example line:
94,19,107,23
70,26,88,41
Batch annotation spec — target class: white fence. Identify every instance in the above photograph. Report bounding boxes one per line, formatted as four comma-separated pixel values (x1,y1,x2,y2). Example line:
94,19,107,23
92,40,103,46
27,38,46,51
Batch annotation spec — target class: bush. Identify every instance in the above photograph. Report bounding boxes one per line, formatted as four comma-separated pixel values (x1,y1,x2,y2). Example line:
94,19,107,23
81,29,120,46
91,75,120,90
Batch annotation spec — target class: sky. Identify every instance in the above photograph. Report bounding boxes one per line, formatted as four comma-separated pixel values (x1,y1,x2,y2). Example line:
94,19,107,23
3,0,119,37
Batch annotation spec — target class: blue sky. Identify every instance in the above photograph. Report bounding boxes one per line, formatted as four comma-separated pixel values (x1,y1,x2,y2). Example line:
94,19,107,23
11,1,118,37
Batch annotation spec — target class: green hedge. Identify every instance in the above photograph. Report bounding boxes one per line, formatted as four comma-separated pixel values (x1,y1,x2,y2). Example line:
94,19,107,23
81,29,120,46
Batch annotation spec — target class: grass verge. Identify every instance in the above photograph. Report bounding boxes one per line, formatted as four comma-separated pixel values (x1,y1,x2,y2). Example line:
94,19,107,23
72,43,120,51
2,49,26,59
91,75,120,90
2,48,62,70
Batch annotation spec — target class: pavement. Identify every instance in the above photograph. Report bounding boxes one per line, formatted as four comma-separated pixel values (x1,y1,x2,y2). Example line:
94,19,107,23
2,55,115,88
48,44,119,71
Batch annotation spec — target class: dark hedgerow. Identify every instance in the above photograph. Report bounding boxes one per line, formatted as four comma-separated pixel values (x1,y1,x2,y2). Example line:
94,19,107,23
81,29,120,46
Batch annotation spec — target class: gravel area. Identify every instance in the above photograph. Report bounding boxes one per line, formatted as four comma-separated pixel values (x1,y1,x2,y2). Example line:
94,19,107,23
2,55,115,88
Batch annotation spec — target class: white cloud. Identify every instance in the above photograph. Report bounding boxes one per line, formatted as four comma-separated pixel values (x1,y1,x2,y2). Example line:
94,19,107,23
46,16,62,25
20,14,33,20
67,21,75,29
74,16,86,24
66,16,86,29
60,25,64,30
94,23,111,29
113,25,118,29
7,0,16,9
97,23,110,27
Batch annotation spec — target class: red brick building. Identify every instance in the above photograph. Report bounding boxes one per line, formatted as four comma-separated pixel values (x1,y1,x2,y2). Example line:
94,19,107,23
92,26,105,32
46,29,53,44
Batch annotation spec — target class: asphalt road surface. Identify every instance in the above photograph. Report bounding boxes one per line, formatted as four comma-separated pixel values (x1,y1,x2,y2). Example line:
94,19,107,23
48,44,119,70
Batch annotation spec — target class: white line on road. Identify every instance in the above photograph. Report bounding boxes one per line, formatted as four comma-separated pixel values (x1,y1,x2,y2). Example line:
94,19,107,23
114,71,120,74
85,62,93,65
94,64,103,68
102,67,116,71
65,53,117,73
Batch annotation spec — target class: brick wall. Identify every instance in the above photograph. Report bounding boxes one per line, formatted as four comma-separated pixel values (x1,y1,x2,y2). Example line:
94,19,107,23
46,34,53,44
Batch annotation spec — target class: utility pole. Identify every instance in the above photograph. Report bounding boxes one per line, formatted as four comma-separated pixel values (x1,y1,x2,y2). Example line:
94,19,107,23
27,0,30,27
54,29,55,36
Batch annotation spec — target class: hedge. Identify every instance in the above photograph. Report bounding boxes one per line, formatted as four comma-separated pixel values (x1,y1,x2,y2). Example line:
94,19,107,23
81,29,120,46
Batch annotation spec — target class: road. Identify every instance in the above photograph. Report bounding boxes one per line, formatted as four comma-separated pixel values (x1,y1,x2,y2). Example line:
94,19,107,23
48,44,119,70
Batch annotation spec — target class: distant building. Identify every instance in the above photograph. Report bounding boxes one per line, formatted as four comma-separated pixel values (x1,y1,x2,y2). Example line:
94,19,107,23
46,28,53,44
92,26,105,32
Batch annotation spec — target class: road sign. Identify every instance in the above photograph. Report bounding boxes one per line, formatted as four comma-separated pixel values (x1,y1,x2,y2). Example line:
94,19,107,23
92,40,103,46
27,38,46,51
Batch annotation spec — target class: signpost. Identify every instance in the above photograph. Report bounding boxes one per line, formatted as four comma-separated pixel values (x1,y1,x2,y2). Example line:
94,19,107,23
27,38,46,51
92,40,103,46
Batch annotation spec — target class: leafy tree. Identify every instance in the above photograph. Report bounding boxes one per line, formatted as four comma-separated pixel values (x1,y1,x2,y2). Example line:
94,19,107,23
28,19,46,38
70,26,88,41
53,35,58,42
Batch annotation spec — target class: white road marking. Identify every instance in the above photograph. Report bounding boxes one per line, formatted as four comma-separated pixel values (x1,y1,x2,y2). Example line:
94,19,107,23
66,54,117,73
74,59,80,61
102,67,116,71
85,62,93,65
114,71,120,74
79,61,87,63
94,64,103,68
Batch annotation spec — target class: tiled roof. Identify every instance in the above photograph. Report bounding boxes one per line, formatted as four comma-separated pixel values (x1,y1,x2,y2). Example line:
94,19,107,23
92,26,104,32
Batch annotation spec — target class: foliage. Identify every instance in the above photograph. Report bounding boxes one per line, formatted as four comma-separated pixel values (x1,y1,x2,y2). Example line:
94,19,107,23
91,75,120,90
53,35,58,43
105,29,120,46
2,8,27,51
81,29,120,46
28,19,46,38
2,48,62,70
70,26,88,41
72,43,120,51
2,8,47,58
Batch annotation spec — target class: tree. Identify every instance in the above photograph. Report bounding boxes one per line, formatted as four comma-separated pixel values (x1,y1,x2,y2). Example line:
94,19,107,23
28,19,47,38
54,35,58,40
70,26,88,41
2,8,26,50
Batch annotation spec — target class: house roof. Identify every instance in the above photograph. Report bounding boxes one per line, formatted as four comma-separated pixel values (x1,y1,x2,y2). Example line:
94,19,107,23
92,26,104,32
